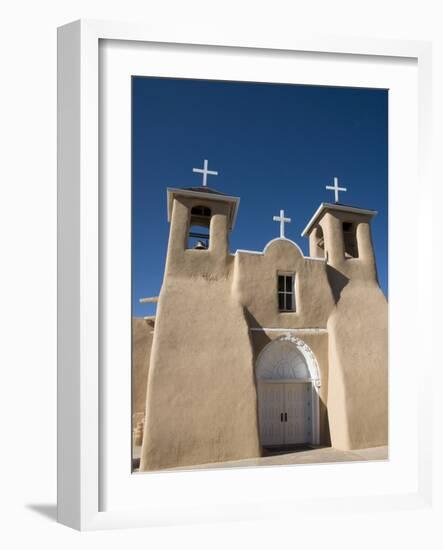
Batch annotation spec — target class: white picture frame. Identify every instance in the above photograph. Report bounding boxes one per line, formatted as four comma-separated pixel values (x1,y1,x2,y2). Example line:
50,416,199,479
57,19,433,531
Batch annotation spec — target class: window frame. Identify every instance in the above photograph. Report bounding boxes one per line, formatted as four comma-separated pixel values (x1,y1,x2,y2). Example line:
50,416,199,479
277,271,296,312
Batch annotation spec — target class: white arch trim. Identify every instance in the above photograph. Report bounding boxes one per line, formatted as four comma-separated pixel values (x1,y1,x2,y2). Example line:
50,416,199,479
256,334,321,388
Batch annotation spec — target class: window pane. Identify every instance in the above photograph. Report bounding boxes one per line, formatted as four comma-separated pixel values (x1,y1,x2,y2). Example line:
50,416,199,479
285,293,293,311
278,293,285,310
278,276,285,292
285,276,293,292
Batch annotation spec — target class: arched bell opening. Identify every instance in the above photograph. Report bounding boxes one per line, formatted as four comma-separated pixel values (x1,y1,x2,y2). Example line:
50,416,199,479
188,205,211,249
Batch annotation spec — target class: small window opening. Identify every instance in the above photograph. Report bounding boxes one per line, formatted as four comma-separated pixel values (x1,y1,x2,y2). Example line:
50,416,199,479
343,222,358,258
313,225,325,258
277,272,296,312
188,205,211,249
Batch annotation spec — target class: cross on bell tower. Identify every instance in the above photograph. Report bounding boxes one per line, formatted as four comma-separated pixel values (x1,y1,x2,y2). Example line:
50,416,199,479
326,177,347,203
273,209,291,239
192,159,218,187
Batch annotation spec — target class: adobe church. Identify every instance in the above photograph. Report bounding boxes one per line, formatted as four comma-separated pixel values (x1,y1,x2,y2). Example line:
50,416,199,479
133,160,388,471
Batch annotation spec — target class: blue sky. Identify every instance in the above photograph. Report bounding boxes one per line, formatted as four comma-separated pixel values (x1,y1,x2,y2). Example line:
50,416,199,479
132,77,388,318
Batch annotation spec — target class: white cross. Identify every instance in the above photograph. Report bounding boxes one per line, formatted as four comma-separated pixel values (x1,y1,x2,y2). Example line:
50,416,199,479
326,176,347,203
273,209,291,239
192,159,218,187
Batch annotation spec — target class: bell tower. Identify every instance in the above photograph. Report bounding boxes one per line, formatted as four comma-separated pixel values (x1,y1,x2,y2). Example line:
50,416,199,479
303,204,377,264
164,159,240,278
141,162,260,471
301,177,378,282
301,179,387,452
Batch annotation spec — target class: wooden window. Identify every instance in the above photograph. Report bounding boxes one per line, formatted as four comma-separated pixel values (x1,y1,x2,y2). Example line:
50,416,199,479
278,272,296,312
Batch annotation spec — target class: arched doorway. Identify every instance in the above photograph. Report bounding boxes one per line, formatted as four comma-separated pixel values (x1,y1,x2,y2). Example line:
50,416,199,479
256,335,321,448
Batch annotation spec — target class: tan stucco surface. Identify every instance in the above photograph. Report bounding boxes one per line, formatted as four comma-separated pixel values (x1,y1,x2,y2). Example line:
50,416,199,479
140,278,261,470
327,283,388,449
132,317,153,446
138,193,388,471
318,210,388,450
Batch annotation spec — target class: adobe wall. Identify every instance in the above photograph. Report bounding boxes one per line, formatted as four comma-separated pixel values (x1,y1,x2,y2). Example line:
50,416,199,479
233,238,335,328
327,281,388,449
319,212,388,449
140,277,261,470
132,317,154,446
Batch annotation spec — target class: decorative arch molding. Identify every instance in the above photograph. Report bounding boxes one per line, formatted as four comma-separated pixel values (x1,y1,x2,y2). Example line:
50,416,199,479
255,334,321,388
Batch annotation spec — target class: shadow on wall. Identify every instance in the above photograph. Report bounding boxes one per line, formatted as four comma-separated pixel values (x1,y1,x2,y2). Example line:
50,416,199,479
320,399,331,447
243,307,271,457
326,265,350,304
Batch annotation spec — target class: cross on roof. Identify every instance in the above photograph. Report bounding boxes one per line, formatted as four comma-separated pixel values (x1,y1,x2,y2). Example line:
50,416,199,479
192,159,218,187
326,176,347,203
273,209,291,239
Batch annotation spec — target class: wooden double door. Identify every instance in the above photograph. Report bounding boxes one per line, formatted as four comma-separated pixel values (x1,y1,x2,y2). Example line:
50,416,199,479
258,382,313,447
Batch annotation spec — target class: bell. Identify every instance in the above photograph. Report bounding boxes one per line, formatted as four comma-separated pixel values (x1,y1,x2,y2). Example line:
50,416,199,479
194,240,207,250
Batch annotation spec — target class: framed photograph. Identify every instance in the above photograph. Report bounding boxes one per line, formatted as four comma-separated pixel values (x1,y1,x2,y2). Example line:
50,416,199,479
57,20,433,530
